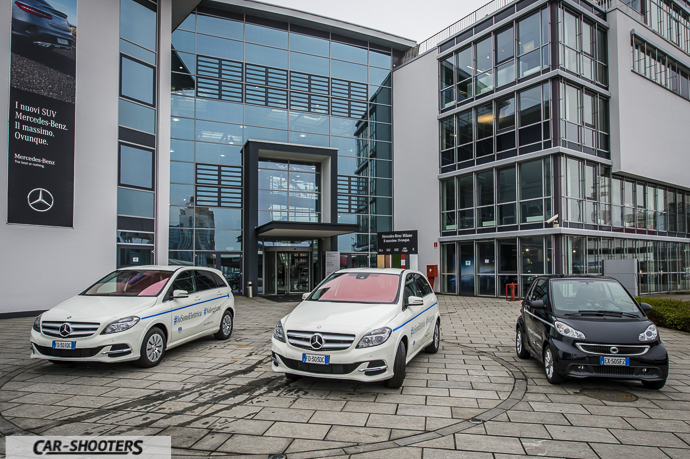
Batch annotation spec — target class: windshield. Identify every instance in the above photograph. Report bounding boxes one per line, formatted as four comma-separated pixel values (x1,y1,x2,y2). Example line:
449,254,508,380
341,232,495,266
310,272,401,304
550,279,641,316
82,270,173,297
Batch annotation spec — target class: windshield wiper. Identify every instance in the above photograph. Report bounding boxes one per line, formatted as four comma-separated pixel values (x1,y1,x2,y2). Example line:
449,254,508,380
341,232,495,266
574,310,639,318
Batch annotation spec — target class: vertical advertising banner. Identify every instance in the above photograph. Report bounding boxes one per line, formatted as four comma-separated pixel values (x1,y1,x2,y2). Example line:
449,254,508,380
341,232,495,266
7,0,77,227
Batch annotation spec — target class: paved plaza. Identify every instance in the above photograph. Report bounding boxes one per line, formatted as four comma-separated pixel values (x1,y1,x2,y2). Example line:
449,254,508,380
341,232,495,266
1,295,689,458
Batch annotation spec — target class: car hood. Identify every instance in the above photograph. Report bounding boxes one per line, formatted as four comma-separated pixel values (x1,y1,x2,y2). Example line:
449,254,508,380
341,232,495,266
557,316,653,344
42,295,159,324
284,300,399,335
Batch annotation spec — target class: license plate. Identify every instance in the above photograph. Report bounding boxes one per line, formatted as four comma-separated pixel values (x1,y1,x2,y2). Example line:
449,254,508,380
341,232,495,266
52,341,75,350
600,356,629,366
57,38,68,45
302,353,329,365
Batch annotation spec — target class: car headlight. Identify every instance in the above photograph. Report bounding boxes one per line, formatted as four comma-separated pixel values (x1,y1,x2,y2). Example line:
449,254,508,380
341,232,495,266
33,314,42,332
356,327,392,348
102,316,140,334
273,320,286,343
554,321,586,339
639,324,658,342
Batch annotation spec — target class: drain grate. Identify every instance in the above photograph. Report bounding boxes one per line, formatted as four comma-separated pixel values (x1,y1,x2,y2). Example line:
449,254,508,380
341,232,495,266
580,388,638,402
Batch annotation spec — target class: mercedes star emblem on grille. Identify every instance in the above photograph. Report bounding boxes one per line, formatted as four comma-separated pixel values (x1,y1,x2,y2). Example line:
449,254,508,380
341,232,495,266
59,323,72,337
610,346,619,354
310,333,324,350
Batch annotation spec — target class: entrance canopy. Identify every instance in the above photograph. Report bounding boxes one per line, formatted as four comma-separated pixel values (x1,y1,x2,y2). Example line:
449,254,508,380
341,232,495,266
256,221,358,239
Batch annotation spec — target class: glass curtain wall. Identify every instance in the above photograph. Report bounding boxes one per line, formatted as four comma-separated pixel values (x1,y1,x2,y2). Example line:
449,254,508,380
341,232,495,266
558,5,608,86
439,83,551,172
559,80,609,158
440,237,553,296
169,9,395,268
438,7,550,111
117,0,158,267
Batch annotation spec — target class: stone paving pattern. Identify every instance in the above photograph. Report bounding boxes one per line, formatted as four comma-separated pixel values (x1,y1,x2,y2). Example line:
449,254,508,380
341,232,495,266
0,295,689,458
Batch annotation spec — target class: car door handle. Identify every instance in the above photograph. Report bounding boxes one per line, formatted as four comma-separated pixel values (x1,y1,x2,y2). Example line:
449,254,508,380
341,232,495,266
216,291,223,296
193,296,201,301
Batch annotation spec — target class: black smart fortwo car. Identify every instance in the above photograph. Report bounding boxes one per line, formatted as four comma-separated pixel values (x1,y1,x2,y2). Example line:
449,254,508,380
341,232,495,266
516,275,669,389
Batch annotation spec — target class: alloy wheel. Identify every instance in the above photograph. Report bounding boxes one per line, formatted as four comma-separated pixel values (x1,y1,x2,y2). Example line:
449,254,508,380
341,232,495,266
147,333,164,362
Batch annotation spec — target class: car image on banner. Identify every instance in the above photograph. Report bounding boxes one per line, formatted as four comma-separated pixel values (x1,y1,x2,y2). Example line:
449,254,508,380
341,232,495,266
271,268,441,388
30,266,235,367
12,0,75,49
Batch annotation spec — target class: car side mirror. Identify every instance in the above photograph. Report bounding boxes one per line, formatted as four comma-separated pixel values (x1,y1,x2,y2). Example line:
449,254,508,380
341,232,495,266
640,302,653,312
302,292,310,300
172,289,189,299
406,296,424,306
529,300,545,309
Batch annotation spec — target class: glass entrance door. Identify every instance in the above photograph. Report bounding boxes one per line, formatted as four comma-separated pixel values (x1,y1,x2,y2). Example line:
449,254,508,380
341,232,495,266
459,243,474,296
265,250,311,294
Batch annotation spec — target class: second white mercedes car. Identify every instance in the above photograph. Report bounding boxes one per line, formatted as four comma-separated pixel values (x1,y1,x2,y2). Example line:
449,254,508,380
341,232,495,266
30,266,235,367
271,268,440,388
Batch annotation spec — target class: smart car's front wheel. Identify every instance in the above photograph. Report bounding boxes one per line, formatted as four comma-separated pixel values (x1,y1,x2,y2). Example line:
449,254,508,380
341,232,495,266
384,341,406,388
136,327,166,368
543,344,563,384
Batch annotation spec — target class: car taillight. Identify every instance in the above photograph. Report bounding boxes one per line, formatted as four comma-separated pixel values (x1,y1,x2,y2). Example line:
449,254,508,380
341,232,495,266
15,2,53,19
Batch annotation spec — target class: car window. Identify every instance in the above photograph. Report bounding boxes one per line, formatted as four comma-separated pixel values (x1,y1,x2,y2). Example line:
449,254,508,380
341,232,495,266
211,272,228,288
530,278,548,303
551,279,641,315
415,274,433,297
404,274,419,302
195,270,217,291
82,270,172,297
171,270,196,294
310,272,401,304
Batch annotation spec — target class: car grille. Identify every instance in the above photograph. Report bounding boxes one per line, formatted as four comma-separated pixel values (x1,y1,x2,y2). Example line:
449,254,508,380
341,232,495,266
590,366,638,376
286,330,356,351
34,344,104,358
575,343,650,356
276,354,361,375
41,321,101,338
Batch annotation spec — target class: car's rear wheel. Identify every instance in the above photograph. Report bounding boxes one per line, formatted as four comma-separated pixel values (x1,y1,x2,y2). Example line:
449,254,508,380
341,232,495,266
425,321,440,354
214,309,233,340
543,344,563,384
516,327,530,359
642,379,666,390
385,341,407,388
136,327,166,368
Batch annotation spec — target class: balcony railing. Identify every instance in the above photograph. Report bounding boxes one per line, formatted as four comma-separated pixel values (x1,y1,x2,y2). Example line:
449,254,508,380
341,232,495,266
401,0,517,64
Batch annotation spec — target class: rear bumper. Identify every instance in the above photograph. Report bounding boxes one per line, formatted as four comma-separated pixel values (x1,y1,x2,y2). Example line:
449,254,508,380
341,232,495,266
551,338,669,381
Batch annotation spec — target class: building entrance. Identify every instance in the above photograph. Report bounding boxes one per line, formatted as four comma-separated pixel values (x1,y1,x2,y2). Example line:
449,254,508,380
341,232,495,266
264,249,311,295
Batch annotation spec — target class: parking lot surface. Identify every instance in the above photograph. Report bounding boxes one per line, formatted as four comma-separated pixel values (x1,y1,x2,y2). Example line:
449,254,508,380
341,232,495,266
1,295,689,458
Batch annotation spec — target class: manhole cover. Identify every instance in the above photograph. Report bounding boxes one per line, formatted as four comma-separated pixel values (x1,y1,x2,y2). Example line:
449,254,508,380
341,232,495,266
580,388,638,402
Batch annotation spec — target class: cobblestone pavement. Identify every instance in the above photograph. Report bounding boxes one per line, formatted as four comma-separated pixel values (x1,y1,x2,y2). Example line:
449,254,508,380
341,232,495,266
1,295,689,458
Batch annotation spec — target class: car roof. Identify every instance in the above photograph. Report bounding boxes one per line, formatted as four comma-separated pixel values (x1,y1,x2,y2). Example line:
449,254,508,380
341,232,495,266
117,265,217,273
336,268,420,275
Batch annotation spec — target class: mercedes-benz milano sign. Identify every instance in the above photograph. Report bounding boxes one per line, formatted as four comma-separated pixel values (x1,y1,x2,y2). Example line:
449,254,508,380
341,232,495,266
7,0,77,227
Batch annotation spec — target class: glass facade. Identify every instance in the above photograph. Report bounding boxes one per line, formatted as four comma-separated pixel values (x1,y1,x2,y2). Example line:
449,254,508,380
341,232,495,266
117,0,158,267
169,8,396,287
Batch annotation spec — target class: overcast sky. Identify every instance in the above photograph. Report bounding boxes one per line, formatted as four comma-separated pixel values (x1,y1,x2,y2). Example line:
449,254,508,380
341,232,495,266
260,0,491,43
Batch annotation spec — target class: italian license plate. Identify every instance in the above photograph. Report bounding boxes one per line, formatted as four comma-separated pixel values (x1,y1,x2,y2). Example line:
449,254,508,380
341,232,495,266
600,356,629,366
57,38,68,45
52,341,75,350
302,353,329,365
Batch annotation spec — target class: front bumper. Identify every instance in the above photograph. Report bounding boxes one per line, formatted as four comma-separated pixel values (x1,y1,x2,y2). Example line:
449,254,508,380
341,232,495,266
271,337,395,382
551,338,669,382
30,328,142,363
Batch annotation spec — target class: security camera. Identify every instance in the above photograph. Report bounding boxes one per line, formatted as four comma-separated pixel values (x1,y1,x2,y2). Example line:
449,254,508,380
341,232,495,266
546,214,559,225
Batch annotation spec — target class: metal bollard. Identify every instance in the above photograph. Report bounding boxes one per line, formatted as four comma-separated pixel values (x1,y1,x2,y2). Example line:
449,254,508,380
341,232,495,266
247,281,253,298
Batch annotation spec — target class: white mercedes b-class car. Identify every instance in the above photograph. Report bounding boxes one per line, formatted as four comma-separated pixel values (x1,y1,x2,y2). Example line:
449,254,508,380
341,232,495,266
30,266,235,367
271,268,440,388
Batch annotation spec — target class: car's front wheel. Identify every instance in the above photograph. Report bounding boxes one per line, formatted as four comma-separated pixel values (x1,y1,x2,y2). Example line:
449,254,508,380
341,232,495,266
641,379,666,390
425,321,440,354
516,327,530,359
136,327,166,368
543,344,563,384
385,341,407,388
214,309,233,340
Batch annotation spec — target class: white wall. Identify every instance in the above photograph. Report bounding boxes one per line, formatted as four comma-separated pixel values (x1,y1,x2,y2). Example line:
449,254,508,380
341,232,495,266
0,1,120,314
609,10,690,189
392,51,441,287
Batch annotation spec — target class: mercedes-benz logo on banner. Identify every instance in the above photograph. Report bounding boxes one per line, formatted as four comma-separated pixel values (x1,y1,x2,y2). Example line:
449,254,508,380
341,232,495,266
27,188,54,212
59,323,72,337
310,333,324,350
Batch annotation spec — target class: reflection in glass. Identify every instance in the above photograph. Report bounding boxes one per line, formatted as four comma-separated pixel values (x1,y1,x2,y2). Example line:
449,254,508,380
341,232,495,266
118,187,154,218
290,33,329,56
245,23,287,48
120,99,155,134
121,57,154,105
197,15,242,40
